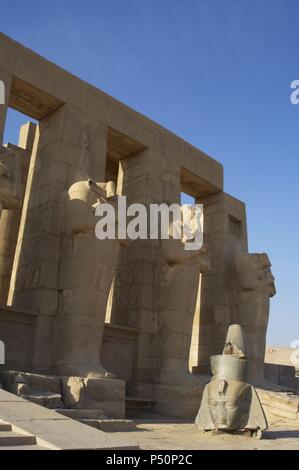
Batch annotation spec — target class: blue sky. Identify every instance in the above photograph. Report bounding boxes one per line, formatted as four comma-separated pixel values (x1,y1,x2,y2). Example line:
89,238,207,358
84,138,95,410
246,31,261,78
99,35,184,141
1,0,298,346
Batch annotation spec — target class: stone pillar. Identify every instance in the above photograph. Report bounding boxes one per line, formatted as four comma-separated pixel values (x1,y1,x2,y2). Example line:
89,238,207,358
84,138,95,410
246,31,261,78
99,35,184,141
0,67,11,145
8,105,107,373
195,192,248,373
189,274,202,370
0,123,36,304
110,149,162,397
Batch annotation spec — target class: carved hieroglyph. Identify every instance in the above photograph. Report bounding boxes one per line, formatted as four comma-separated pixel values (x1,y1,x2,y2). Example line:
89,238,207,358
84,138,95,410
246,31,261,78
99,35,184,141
234,249,276,381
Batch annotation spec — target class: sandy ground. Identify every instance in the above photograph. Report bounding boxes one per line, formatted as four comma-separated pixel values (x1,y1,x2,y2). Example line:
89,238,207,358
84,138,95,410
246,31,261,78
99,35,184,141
112,421,299,450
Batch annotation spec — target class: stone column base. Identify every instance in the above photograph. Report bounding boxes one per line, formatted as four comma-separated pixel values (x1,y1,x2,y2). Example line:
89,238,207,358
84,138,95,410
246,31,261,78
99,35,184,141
61,376,125,418
154,383,205,419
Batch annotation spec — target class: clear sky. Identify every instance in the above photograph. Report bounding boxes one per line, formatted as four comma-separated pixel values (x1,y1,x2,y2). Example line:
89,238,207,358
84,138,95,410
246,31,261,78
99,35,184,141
1,0,298,346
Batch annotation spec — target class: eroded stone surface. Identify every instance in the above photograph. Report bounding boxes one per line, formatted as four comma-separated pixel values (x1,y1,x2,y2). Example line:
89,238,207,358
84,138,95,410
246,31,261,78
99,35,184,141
61,376,125,418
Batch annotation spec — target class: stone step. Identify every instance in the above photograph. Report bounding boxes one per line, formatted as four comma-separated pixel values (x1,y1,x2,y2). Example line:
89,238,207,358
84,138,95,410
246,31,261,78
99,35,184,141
0,432,37,446
55,409,107,420
126,396,155,406
0,420,12,432
126,396,155,407
80,418,137,432
125,396,155,418
0,388,137,450
24,392,63,409
79,419,99,429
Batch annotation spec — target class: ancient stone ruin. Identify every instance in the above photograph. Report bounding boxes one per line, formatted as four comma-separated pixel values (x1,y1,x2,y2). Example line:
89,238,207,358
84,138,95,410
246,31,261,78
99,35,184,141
0,34,295,432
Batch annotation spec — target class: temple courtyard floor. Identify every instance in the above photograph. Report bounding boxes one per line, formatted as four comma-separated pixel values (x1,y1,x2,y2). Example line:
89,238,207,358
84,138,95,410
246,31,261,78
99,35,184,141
111,420,299,450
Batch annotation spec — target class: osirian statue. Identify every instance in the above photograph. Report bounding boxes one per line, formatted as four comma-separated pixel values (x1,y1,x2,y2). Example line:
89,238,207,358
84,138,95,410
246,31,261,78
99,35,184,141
55,128,127,378
56,178,125,378
234,249,276,382
159,206,210,386
195,324,267,438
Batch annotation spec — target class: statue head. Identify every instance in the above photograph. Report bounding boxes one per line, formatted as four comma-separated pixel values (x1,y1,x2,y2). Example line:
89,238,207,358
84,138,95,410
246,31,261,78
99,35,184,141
207,378,251,430
68,179,116,204
234,249,276,297
164,204,210,271
66,179,118,234
162,232,210,272
207,333,250,430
